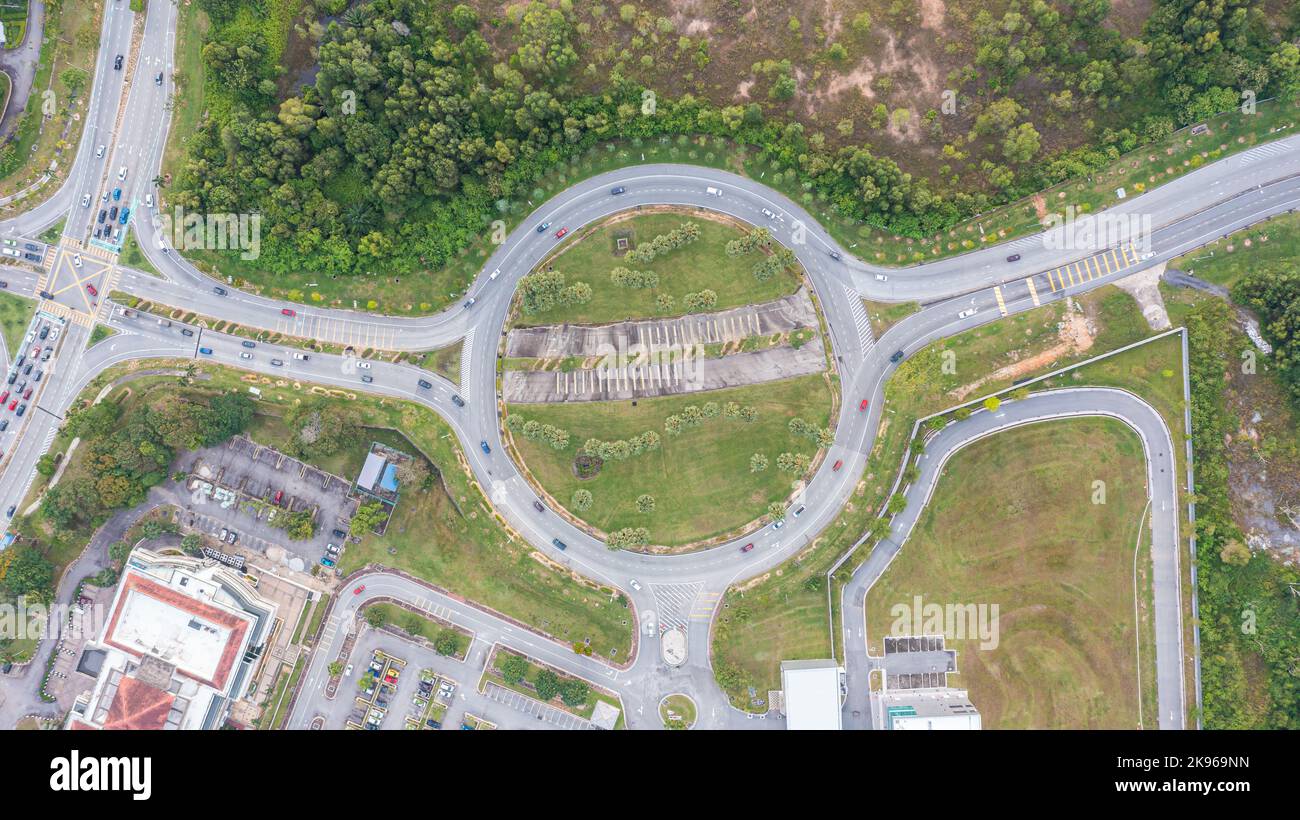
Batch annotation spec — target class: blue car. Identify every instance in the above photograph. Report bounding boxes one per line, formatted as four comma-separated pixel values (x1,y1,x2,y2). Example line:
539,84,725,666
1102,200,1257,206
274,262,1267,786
480,441,491,455
119,208,130,225
112,188,121,201
198,347,213,355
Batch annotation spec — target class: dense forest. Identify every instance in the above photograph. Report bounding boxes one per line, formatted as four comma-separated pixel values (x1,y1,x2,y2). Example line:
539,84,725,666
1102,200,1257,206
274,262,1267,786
173,0,1300,280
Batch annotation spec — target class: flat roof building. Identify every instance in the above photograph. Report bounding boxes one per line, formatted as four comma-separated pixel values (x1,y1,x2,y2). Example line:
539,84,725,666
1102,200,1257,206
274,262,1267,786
882,688,982,730
67,548,276,731
780,659,843,730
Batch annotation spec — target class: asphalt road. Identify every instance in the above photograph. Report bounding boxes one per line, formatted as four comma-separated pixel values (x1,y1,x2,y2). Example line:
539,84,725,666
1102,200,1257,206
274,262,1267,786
0,0,1280,728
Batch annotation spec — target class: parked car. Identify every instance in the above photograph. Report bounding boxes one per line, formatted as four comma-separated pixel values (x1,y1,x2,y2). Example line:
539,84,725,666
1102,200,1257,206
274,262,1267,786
332,529,347,539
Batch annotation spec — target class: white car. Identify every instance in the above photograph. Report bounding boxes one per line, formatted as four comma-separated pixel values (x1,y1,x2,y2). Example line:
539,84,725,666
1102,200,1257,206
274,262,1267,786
629,579,641,592
357,361,371,369
489,268,500,280
957,308,978,319
117,166,127,181
95,145,105,158
239,352,252,359
761,208,776,219
72,253,82,268
145,193,154,208
875,274,889,282
706,186,722,197
80,194,90,208
344,663,353,677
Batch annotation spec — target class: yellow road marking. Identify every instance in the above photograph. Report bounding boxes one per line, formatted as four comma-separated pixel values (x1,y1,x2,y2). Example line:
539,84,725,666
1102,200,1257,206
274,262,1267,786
1065,265,1076,286
1046,271,1058,292
993,285,1008,316
1025,277,1040,307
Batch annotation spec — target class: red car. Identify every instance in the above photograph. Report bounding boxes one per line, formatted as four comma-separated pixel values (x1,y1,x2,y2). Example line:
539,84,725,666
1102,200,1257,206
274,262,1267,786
353,584,366,595
86,283,98,297
832,459,843,471
859,398,869,411
281,308,296,317
0,391,9,404
6,400,15,411
741,543,755,553
22,388,31,400
29,347,39,358
273,489,284,505
554,227,568,239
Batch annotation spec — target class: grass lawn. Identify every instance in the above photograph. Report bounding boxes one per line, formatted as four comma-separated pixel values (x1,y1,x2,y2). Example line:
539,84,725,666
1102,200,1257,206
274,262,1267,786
160,0,208,181
0,289,34,354
119,232,161,278
864,299,920,338
514,210,802,327
865,418,1158,729
508,374,835,547
425,340,462,387
712,291,1186,707
659,693,697,728
88,324,115,346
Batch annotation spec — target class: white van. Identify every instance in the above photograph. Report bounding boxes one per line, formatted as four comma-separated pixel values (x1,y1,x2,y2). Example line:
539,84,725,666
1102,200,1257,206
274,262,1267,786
705,186,722,197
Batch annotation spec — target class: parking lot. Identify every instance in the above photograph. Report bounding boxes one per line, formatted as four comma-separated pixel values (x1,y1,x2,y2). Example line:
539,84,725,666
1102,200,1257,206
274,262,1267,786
181,435,358,570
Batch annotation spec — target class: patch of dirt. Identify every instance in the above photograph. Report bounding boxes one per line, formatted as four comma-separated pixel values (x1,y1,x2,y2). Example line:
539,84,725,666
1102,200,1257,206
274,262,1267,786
919,0,946,29
949,304,1095,401
1112,263,1170,331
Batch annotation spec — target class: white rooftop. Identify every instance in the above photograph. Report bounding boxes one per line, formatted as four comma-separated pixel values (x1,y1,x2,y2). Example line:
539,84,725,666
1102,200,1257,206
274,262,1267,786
110,586,236,684
780,659,842,730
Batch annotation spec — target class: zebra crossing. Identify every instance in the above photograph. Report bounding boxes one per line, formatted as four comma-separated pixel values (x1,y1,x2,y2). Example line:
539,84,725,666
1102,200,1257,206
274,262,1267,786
651,582,703,632
459,328,474,388
1237,140,1291,165
843,284,874,353
406,596,456,625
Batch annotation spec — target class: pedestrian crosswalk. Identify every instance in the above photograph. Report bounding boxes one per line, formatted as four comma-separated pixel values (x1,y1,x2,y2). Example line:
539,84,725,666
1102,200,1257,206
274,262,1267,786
1238,140,1291,165
39,300,95,327
843,285,874,353
460,328,474,388
652,582,702,632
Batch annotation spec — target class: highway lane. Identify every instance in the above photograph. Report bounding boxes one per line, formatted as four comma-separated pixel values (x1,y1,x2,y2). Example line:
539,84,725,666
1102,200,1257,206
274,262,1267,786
839,388,1184,730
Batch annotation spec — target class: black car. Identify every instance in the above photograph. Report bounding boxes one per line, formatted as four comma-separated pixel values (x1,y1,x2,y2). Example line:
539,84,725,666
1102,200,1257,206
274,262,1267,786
108,206,118,221
15,405,25,417
0,281,7,289
535,222,551,233
361,375,373,383
97,209,106,223
155,72,163,85
114,54,123,70
331,528,347,538
610,186,626,195
417,378,432,389
0,420,7,431
181,328,194,337
532,500,545,513
241,340,255,348
5,374,14,385
24,243,37,252
551,538,567,551
39,290,53,300
23,364,32,376
5,506,14,518
23,253,39,262
889,349,905,363
213,286,227,296
451,394,465,407
38,327,48,340
1006,253,1021,263
828,250,842,261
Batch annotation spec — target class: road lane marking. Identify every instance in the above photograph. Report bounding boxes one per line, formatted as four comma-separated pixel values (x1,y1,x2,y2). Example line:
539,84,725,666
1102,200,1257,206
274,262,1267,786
1025,277,1040,306
993,285,1007,316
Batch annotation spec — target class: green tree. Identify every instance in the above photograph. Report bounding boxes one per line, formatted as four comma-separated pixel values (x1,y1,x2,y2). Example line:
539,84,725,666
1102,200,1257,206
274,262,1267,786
533,668,561,701
500,654,529,685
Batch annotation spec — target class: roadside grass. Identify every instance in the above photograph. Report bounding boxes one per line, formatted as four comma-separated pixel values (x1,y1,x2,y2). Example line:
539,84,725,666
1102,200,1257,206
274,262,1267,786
1170,210,1300,290
864,299,920,338
42,361,636,660
260,657,303,729
119,232,161,278
0,289,34,354
425,340,462,387
483,646,624,727
159,0,208,181
0,0,101,196
88,324,115,346
712,290,1186,706
659,693,697,728
508,373,835,547
293,592,329,646
864,418,1158,729
514,211,801,327
366,602,470,656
